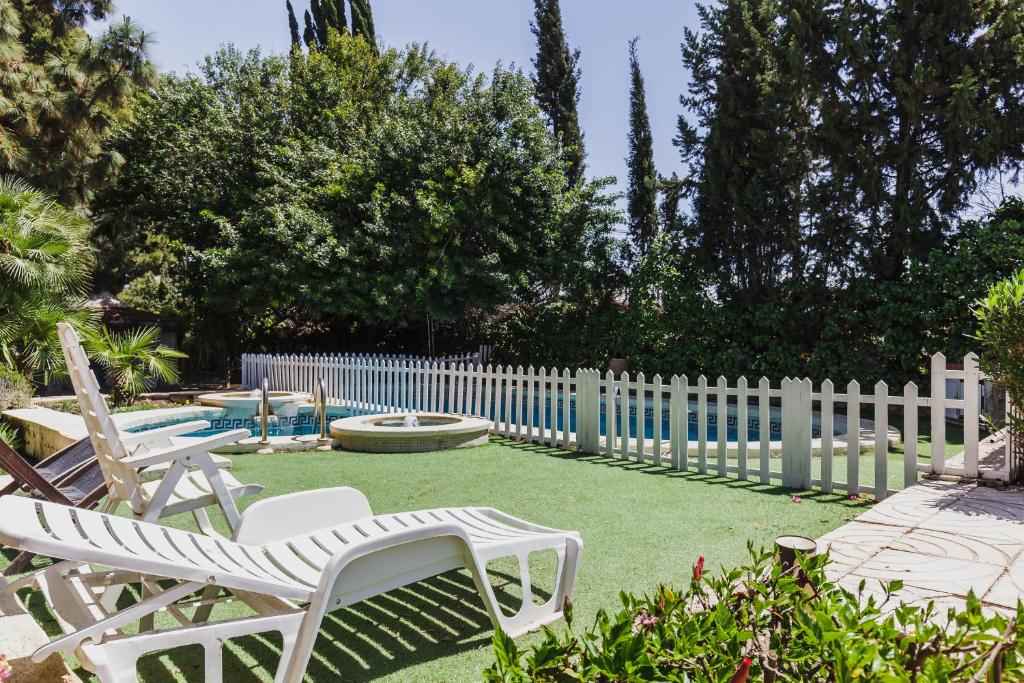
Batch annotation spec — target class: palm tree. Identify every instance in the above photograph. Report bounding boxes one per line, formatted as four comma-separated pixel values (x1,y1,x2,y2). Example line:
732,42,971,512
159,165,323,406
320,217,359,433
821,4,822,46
0,176,95,382
82,326,187,406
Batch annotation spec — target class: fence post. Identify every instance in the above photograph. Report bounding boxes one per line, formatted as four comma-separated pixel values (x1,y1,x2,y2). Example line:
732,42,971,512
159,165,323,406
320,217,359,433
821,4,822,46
963,352,980,478
781,378,812,489
589,369,602,453
930,353,947,476
874,381,889,501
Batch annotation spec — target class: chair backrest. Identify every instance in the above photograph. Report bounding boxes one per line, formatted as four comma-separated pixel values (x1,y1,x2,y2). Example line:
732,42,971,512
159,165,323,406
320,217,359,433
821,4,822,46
56,323,145,511
0,439,75,505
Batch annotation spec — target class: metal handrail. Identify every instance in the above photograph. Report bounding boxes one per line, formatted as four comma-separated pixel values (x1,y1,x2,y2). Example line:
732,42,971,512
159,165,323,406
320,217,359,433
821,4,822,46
259,377,270,445
314,378,329,441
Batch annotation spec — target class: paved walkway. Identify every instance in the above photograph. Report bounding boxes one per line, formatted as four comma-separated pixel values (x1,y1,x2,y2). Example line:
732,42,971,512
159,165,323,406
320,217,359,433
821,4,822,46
818,480,1023,616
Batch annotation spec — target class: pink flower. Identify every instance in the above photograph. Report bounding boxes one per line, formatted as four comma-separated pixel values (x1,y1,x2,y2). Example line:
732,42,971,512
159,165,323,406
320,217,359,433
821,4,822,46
632,609,659,633
728,657,752,683
0,654,12,682
692,555,705,582
791,495,803,503
849,494,859,500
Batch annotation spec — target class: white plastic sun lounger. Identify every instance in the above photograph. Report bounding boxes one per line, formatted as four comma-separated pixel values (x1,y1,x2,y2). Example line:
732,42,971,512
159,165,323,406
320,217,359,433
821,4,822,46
0,487,582,683
56,323,261,536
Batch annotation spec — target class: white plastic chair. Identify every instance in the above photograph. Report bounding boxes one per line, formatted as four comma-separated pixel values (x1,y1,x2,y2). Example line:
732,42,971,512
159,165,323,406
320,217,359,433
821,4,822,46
0,488,582,683
56,323,261,535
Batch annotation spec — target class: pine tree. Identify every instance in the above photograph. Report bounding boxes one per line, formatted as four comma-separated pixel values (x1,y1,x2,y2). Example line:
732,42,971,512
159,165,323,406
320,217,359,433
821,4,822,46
531,0,585,186
350,0,376,47
0,0,155,206
302,9,316,50
677,0,811,297
625,37,658,262
310,0,327,47
286,0,301,47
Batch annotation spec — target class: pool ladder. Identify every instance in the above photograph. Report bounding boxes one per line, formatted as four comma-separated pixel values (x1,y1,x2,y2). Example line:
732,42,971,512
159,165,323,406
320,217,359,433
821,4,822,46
259,377,270,445
314,377,329,442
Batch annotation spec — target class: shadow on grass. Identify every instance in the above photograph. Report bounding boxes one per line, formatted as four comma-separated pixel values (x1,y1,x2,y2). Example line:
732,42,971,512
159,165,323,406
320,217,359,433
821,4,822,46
495,437,872,510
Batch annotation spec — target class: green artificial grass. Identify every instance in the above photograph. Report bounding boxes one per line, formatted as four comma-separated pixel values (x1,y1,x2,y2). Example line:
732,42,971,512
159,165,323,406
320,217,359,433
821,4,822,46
3,438,873,682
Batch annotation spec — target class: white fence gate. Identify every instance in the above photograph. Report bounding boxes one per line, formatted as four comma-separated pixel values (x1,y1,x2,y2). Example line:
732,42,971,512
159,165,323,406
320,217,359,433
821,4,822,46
240,351,997,499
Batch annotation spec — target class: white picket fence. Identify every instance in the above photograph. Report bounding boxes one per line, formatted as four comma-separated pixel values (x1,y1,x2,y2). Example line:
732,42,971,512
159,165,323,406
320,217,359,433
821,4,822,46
240,351,996,499
241,350,486,390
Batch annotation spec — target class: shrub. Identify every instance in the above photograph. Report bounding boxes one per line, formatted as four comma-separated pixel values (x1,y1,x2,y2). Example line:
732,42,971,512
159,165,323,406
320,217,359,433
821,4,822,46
485,546,1023,682
974,267,1024,416
0,363,32,412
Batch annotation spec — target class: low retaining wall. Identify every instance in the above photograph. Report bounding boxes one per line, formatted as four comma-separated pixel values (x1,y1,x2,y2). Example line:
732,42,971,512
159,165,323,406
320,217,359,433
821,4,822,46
2,406,226,460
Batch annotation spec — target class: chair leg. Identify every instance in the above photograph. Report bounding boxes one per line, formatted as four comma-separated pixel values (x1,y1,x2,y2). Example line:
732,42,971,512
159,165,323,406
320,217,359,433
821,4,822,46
193,585,220,623
2,550,36,576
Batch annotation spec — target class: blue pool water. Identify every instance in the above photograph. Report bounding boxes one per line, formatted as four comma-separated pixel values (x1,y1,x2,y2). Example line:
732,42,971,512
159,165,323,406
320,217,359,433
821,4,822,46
127,393,802,443
126,407,353,439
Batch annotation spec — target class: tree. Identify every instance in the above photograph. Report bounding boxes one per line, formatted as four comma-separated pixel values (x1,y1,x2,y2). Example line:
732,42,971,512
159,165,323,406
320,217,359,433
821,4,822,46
332,0,347,32
531,0,585,186
812,0,1024,281
82,326,186,406
0,0,155,207
625,37,658,263
91,36,617,369
659,173,685,235
310,0,328,48
349,0,376,46
677,0,811,299
286,0,301,47
302,9,316,49
0,177,96,382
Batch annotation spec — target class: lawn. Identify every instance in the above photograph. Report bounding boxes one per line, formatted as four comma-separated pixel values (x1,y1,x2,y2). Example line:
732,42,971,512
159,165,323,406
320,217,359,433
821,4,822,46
5,437,870,682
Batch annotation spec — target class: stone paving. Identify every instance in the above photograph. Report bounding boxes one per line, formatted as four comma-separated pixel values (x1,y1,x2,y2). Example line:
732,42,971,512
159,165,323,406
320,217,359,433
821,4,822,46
817,479,1024,617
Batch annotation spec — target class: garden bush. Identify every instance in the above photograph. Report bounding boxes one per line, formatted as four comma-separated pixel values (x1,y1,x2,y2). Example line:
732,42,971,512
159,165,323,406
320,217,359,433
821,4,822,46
0,363,31,412
485,546,1023,682
974,267,1024,415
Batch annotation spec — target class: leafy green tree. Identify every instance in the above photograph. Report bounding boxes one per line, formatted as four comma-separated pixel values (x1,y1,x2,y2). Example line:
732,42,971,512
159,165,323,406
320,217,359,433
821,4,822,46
804,0,1024,281
625,37,658,263
531,0,585,186
91,36,618,370
286,0,301,47
0,177,96,382
0,0,155,206
82,325,186,406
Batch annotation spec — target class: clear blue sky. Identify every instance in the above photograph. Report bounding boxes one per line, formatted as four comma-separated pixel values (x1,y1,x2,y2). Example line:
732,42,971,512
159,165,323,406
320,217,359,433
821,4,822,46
97,1,701,203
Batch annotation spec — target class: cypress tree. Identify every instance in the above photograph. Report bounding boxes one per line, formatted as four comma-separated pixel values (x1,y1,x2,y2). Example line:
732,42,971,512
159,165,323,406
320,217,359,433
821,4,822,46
659,173,685,235
625,37,658,261
333,0,347,32
302,9,317,50
321,0,339,33
530,0,585,186
677,0,810,297
286,0,301,47
310,0,328,47
350,0,376,47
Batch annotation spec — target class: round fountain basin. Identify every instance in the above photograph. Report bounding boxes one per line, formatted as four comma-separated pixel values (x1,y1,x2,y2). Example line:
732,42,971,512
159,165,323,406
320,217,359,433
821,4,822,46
197,390,312,415
330,412,491,453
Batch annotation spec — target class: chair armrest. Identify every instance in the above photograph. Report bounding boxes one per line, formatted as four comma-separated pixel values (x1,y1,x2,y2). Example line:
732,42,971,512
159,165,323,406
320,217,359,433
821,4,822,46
120,429,250,469
120,421,212,446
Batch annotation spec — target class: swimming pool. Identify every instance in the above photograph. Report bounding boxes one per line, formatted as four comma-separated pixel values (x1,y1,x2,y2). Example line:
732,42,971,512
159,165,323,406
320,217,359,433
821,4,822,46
124,393,851,444
125,406,355,439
